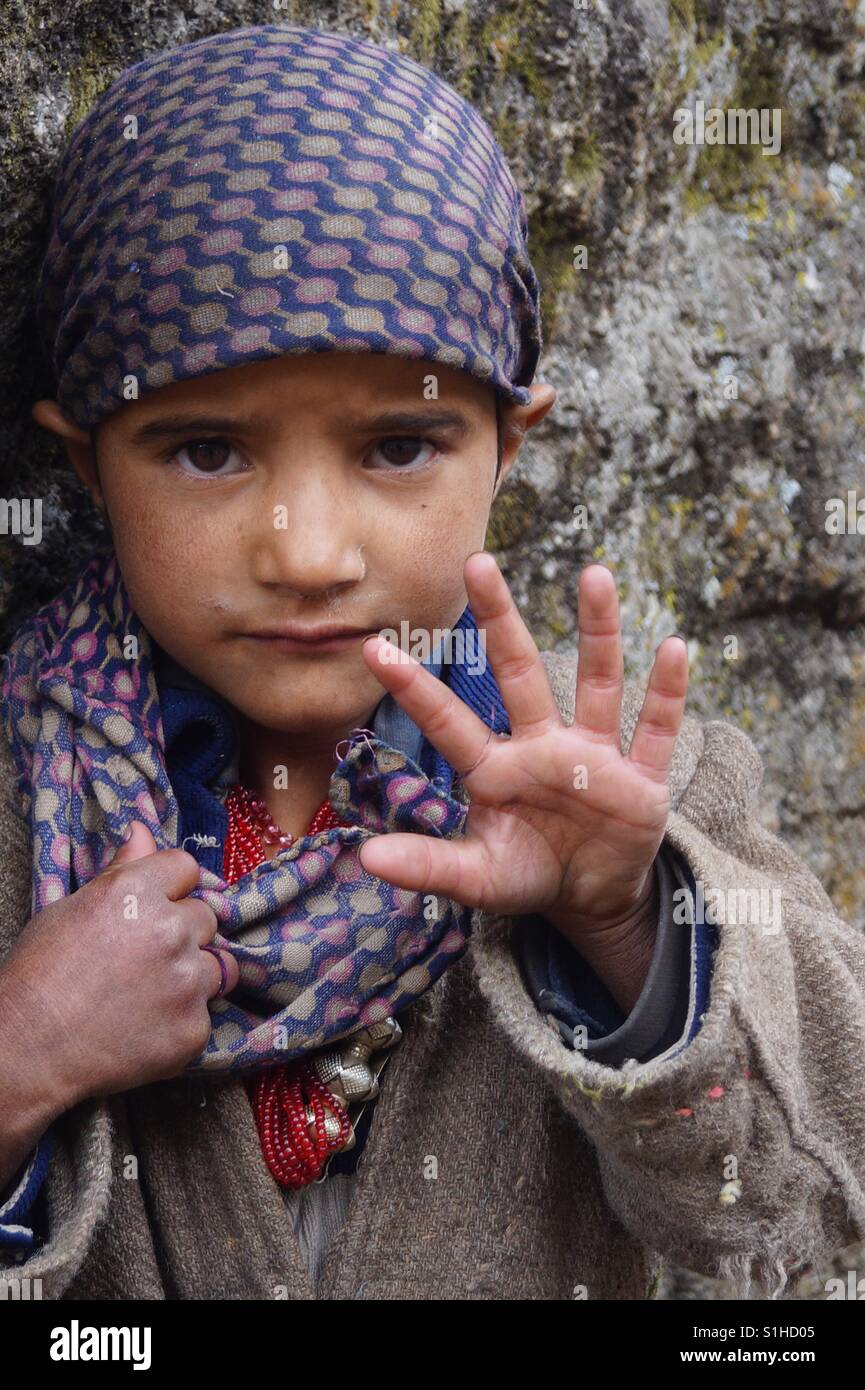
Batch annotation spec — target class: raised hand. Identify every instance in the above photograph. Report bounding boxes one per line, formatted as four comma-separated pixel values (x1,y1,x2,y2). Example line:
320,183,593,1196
358,554,688,941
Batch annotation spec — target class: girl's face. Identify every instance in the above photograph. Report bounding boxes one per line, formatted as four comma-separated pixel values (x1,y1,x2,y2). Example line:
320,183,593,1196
51,353,550,742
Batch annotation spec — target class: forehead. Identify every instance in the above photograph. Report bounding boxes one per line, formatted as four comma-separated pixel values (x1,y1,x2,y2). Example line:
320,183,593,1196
98,351,497,440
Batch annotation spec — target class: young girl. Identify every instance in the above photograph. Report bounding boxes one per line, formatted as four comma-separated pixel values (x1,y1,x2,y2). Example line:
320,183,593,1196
1,22,863,1301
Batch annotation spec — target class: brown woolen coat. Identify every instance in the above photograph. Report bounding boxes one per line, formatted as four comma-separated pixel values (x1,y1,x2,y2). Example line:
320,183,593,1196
1,650,863,1300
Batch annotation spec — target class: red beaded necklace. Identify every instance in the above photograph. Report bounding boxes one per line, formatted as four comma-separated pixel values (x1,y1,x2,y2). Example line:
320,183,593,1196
223,782,355,1189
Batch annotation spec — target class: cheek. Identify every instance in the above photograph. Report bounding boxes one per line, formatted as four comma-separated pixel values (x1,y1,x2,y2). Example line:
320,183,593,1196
100,473,228,633
112,518,194,603
392,458,492,562
104,465,200,565
382,510,484,634
427,504,490,596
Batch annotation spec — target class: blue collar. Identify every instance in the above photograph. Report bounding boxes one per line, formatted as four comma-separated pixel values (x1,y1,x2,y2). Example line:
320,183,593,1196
156,603,508,874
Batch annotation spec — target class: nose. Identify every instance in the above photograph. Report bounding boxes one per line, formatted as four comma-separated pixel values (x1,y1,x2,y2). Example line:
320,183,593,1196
251,472,366,597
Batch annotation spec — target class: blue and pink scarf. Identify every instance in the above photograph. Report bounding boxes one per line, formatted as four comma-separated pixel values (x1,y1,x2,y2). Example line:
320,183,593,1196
0,552,509,1075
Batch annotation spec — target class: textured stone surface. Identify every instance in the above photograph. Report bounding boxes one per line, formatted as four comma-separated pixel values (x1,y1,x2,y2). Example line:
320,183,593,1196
0,0,863,1298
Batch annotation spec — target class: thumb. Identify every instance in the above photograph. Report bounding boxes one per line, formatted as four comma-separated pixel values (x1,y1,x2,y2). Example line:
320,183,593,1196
358,832,484,906
108,820,159,867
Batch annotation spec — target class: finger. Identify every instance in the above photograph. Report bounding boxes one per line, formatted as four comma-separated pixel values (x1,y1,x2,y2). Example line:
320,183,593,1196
200,945,240,1000
573,565,625,740
108,821,158,866
151,848,205,901
361,634,500,778
626,636,689,783
461,551,562,735
177,894,220,946
101,838,203,900
358,832,487,907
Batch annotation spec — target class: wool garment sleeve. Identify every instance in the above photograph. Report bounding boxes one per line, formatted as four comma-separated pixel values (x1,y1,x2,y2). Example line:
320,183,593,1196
469,714,865,1299
0,717,118,1296
513,846,716,1066
0,1128,53,1252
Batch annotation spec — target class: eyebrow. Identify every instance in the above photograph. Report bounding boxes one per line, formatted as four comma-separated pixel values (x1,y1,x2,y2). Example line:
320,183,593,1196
127,407,475,444
339,410,474,436
128,413,273,444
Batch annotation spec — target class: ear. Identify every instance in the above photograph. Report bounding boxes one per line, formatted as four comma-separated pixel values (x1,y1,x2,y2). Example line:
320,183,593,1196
492,382,556,500
31,400,106,514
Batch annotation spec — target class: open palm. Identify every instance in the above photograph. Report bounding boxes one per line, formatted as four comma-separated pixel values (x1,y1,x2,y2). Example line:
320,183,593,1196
358,554,689,927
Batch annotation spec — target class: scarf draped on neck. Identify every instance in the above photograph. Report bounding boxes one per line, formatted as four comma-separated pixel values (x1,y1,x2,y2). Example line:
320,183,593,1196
0,552,509,1074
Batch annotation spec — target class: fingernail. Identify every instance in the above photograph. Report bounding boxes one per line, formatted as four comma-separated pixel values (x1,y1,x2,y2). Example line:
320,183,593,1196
122,825,133,843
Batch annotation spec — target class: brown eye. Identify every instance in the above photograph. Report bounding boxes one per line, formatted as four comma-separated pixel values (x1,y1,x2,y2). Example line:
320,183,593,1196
366,437,437,470
171,437,245,477
188,440,229,470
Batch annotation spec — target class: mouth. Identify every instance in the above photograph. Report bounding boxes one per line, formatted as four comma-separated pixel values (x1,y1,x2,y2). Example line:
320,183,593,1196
242,625,380,653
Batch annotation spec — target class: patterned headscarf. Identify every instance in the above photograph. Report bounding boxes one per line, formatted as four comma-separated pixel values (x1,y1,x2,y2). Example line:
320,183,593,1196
34,22,542,430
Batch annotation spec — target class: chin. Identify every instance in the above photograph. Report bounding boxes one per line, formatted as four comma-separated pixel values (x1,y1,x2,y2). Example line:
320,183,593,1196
235,686,379,732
